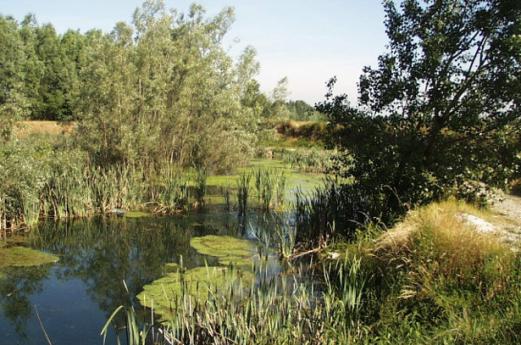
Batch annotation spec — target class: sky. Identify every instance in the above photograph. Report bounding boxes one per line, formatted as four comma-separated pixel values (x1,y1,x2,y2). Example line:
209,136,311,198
0,0,388,105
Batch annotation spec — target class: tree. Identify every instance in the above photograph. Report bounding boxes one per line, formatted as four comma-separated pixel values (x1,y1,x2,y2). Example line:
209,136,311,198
19,14,45,119
75,1,259,172
59,29,86,121
286,100,322,120
321,0,521,209
0,15,28,141
241,80,270,118
237,46,260,96
270,77,290,118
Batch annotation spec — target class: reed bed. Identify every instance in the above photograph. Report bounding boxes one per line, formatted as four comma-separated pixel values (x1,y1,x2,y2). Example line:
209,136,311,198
276,147,335,174
103,257,368,345
0,145,206,232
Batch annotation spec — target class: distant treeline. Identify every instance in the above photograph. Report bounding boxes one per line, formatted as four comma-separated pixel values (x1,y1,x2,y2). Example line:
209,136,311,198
0,13,319,122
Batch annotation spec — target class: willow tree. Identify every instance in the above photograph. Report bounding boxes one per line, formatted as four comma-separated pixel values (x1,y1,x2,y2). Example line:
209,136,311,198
75,26,137,165
321,0,521,208
76,0,261,172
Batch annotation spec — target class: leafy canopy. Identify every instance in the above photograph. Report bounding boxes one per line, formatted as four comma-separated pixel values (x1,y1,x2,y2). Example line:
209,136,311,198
321,0,521,209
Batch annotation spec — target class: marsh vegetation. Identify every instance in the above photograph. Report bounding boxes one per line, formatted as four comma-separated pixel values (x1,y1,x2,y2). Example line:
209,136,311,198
0,0,520,344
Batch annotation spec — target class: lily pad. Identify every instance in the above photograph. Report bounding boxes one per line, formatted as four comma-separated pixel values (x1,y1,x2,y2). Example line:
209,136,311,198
137,266,253,319
0,246,59,268
138,235,260,319
190,235,257,267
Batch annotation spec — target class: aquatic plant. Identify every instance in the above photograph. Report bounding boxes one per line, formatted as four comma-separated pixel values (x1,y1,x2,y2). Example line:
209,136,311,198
190,235,257,267
236,172,251,222
137,265,254,319
0,246,59,268
137,235,258,319
193,168,207,207
220,186,232,211
252,168,287,211
108,255,368,345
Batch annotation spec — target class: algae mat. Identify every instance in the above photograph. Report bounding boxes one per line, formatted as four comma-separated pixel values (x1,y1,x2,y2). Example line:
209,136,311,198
137,235,257,318
0,246,59,269
137,266,253,318
190,235,257,267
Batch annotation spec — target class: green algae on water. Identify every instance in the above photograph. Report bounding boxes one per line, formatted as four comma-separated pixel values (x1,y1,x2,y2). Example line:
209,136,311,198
190,235,257,267
137,266,253,319
0,246,59,268
138,235,259,318
164,262,180,273
125,211,152,218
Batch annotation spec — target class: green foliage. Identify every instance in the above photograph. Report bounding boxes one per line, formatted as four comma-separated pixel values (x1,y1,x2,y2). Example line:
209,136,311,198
74,1,259,172
1,2,269,173
320,0,521,219
285,100,324,121
277,147,335,173
0,14,84,121
0,135,213,230
0,15,29,141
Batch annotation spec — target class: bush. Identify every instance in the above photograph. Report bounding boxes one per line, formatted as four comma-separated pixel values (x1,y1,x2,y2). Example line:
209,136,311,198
294,180,404,246
451,180,501,208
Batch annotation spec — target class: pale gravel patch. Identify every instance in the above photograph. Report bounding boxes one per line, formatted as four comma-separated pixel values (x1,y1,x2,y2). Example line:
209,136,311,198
491,194,521,246
458,213,495,233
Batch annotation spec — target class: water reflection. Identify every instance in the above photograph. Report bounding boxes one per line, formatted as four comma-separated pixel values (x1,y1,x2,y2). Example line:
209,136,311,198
0,211,276,344
0,266,50,338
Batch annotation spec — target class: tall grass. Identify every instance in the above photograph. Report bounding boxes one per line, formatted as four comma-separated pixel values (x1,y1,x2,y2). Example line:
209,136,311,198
104,257,368,345
0,138,203,232
193,168,207,207
236,172,251,229
277,147,335,173
252,168,287,211
293,179,405,247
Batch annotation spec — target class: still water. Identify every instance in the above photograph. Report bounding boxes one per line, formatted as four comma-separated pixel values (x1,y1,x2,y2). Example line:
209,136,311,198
0,212,279,345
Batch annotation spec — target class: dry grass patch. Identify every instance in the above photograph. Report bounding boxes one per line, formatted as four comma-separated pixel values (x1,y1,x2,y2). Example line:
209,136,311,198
15,121,76,138
374,200,506,255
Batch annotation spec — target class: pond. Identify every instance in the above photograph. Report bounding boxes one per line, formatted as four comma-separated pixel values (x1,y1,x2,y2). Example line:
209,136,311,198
0,211,286,345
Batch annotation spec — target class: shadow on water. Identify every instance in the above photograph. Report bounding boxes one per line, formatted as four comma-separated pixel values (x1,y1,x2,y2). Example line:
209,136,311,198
0,211,284,345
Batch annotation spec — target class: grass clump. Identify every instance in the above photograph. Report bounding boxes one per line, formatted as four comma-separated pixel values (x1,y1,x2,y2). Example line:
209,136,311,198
352,200,521,344
0,246,59,268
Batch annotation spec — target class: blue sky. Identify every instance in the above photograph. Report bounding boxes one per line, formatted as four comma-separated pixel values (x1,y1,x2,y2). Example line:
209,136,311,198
0,0,387,104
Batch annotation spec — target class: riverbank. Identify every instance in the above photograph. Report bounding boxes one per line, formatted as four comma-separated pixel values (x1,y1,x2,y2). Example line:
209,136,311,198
98,199,521,345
